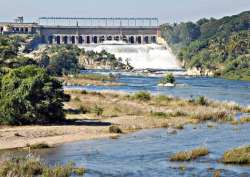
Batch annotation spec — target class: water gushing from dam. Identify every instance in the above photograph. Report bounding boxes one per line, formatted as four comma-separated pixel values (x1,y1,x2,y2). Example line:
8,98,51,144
80,42,181,70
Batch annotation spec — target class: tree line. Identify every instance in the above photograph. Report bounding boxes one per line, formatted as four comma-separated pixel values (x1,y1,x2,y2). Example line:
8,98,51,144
161,11,250,80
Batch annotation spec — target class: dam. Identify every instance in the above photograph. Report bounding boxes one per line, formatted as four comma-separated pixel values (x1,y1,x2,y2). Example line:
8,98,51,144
0,17,159,45
0,16,181,70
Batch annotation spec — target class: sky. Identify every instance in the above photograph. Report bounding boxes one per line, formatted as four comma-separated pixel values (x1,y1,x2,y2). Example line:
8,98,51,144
0,0,249,24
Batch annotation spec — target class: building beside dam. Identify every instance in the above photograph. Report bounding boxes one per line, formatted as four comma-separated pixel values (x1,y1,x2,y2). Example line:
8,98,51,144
0,17,160,45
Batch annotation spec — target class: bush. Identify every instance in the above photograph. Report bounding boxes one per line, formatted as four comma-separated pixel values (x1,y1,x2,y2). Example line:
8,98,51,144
0,65,69,125
0,156,85,177
28,143,51,149
159,73,175,84
132,92,151,101
195,96,208,106
109,125,123,134
92,105,104,116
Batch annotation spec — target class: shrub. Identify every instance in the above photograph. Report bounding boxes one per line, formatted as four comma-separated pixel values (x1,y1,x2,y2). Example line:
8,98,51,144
79,106,89,114
0,156,85,177
109,125,123,134
159,73,175,84
170,147,209,161
132,92,151,101
28,143,51,149
222,145,250,164
0,65,69,125
92,105,104,116
175,124,184,129
151,111,168,118
195,96,208,106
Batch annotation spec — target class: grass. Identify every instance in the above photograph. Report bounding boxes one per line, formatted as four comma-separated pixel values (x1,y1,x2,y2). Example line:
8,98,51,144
92,105,104,116
131,92,151,101
222,145,250,164
60,74,123,87
190,111,232,122
240,117,250,123
64,90,248,131
213,170,221,177
150,111,168,118
28,143,51,149
0,156,85,177
109,125,123,134
170,147,209,161
70,73,116,81
175,124,184,130
195,96,208,106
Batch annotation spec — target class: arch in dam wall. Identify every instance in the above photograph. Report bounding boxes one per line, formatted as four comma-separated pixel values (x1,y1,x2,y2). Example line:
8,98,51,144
144,36,149,44
78,36,83,44
107,36,113,41
136,36,142,44
129,36,135,44
48,36,53,44
151,36,156,43
93,36,98,44
114,36,120,41
63,36,68,44
99,36,105,43
86,36,91,44
56,36,61,44
71,36,76,44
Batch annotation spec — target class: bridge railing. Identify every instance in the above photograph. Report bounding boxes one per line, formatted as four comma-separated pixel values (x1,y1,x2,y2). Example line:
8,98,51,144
38,17,159,27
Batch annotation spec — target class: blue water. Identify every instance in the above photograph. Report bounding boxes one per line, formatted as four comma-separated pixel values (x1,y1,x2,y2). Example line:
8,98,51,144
32,124,250,177
65,70,250,105
4,70,250,177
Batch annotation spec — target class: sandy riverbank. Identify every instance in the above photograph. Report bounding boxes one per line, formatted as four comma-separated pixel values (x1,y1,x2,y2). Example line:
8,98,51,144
0,90,248,150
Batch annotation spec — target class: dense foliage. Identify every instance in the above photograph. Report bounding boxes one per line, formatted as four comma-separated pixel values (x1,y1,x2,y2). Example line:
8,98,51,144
38,45,80,76
159,73,175,84
161,11,250,80
0,65,69,125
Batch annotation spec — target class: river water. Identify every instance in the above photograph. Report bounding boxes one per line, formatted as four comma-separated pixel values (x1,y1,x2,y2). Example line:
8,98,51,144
65,70,250,106
12,124,250,177
4,71,250,177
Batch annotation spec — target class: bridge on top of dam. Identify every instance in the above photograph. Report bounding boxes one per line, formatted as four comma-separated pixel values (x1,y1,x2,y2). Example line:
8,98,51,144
0,17,160,45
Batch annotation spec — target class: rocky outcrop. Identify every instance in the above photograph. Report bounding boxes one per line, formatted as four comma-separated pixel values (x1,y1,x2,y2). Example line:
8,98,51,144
186,67,214,76
79,54,133,71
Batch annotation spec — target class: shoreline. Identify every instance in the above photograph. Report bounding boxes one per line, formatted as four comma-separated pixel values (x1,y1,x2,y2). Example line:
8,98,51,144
0,90,249,151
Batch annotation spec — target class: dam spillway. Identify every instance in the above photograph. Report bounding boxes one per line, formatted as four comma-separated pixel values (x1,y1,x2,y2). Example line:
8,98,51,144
81,42,181,70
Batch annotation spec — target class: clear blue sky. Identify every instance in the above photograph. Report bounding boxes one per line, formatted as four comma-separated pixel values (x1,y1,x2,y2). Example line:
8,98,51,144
0,0,249,23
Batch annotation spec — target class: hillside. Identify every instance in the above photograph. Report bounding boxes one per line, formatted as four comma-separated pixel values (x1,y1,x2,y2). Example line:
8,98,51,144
161,11,250,80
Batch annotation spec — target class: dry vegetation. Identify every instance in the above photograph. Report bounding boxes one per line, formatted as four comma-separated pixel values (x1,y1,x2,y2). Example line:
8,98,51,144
65,90,245,131
58,74,125,86
222,145,250,164
0,156,84,177
170,147,209,161
0,90,248,150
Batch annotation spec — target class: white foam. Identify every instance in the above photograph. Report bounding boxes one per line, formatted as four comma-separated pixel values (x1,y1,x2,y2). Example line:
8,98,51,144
79,42,181,70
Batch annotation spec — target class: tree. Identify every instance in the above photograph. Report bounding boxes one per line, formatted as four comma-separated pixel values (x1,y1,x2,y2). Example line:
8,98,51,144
159,73,176,84
45,49,79,76
0,65,70,125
